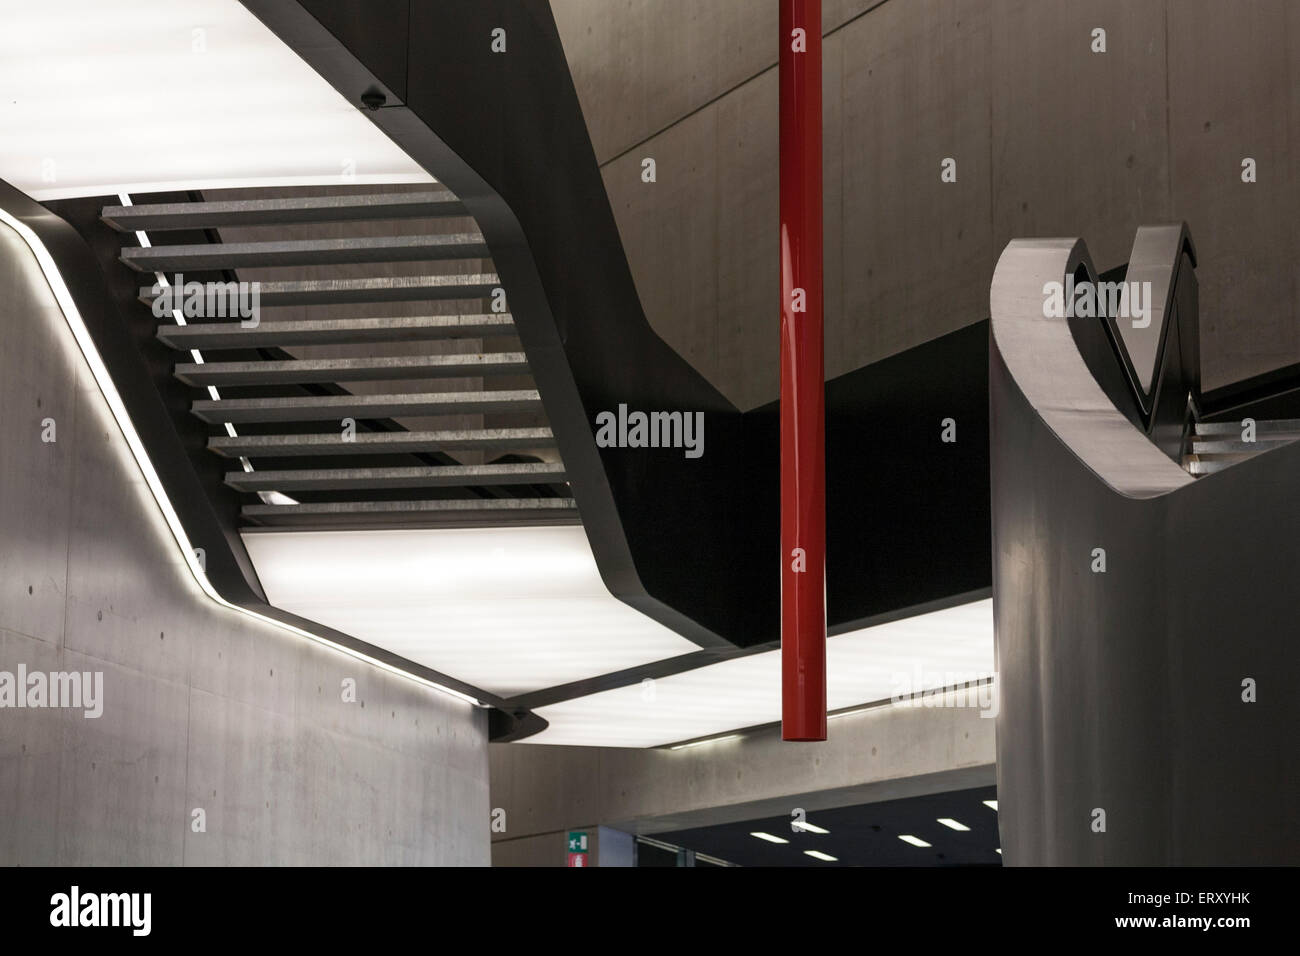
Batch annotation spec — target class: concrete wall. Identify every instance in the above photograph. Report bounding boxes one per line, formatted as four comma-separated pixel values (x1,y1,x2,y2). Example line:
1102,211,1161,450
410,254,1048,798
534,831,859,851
552,0,1300,410
490,696,995,865
0,221,490,865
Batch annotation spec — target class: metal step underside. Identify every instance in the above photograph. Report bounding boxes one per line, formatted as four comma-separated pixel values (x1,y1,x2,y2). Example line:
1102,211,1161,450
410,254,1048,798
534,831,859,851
1193,419,1300,436
175,353,529,387
140,273,501,308
156,314,516,350
106,188,576,533
1183,449,1278,461
241,497,580,529
1184,459,1240,475
225,462,567,492
101,189,465,231
121,233,490,271
1185,438,1297,455
192,390,541,424
208,427,556,458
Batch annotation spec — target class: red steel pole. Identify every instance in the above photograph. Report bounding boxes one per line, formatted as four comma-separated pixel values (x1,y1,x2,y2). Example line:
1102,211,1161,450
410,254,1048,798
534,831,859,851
779,0,826,741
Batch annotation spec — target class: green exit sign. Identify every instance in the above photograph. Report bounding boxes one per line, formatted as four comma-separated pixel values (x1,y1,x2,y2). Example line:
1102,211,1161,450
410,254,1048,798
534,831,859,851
567,831,589,853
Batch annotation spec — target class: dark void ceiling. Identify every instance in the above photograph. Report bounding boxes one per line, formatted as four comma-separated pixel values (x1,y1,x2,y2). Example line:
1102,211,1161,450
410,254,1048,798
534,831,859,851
646,785,1000,867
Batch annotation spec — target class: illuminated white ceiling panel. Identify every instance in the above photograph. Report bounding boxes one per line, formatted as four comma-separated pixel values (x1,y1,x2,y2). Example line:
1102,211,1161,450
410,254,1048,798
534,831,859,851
526,599,995,748
241,526,699,697
0,0,432,200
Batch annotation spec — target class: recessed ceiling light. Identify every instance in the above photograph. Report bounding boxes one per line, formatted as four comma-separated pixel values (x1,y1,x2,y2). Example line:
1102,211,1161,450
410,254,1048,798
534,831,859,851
750,832,789,845
793,821,830,835
937,818,970,831
804,850,837,862
898,834,931,848
983,800,998,811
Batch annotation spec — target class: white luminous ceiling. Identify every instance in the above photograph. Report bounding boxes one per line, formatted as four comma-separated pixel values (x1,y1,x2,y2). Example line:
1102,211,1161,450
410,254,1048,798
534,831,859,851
527,599,996,748
0,0,432,200
241,526,700,697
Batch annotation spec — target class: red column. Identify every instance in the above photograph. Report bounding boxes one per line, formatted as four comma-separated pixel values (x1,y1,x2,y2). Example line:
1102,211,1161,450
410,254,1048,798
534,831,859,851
779,0,826,741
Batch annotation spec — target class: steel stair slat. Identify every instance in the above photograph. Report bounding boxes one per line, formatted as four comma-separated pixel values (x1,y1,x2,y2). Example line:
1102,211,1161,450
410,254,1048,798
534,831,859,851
1193,419,1300,436
155,314,517,349
241,497,581,529
191,390,542,424
224,462,567,492
101,189,465,231
139,272,502,308
1185,438,1298,455
175,352,530,387
208,428,557,458
121,233,491,272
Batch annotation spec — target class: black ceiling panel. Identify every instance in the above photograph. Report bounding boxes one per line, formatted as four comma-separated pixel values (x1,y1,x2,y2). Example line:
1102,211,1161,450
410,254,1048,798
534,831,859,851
650,786,1001,867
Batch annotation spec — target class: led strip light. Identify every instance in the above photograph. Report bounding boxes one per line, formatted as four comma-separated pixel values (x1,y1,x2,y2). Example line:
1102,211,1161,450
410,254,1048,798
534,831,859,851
119,192,296,506
0,204,485,709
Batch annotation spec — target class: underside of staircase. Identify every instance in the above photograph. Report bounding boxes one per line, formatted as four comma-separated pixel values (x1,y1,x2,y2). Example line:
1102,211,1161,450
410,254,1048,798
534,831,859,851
101,184,578,531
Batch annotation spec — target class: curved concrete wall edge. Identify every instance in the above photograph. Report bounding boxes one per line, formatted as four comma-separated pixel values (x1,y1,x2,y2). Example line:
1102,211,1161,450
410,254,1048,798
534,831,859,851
990,236,1192,501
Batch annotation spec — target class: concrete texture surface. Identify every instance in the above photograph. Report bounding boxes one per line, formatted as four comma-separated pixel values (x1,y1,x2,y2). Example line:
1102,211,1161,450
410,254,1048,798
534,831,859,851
0,220,490,866
552,0,1300,408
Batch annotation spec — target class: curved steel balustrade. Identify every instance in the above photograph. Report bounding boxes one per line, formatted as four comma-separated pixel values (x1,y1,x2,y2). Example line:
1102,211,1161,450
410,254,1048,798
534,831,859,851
990,227,1300,864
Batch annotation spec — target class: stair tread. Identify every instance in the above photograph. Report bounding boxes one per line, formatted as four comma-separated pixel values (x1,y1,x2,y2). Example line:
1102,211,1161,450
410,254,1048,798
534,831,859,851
208,427,555,458
140,273,501,308
1185,438,1297,453
156,314,516,350
101,189,464,231
246,497,575,513
1185,460,1236,475
1194,420,1300,435
174,353,529,386
191,390,541,424
122,233,490,271
240,497,580,529
225,462,567,491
